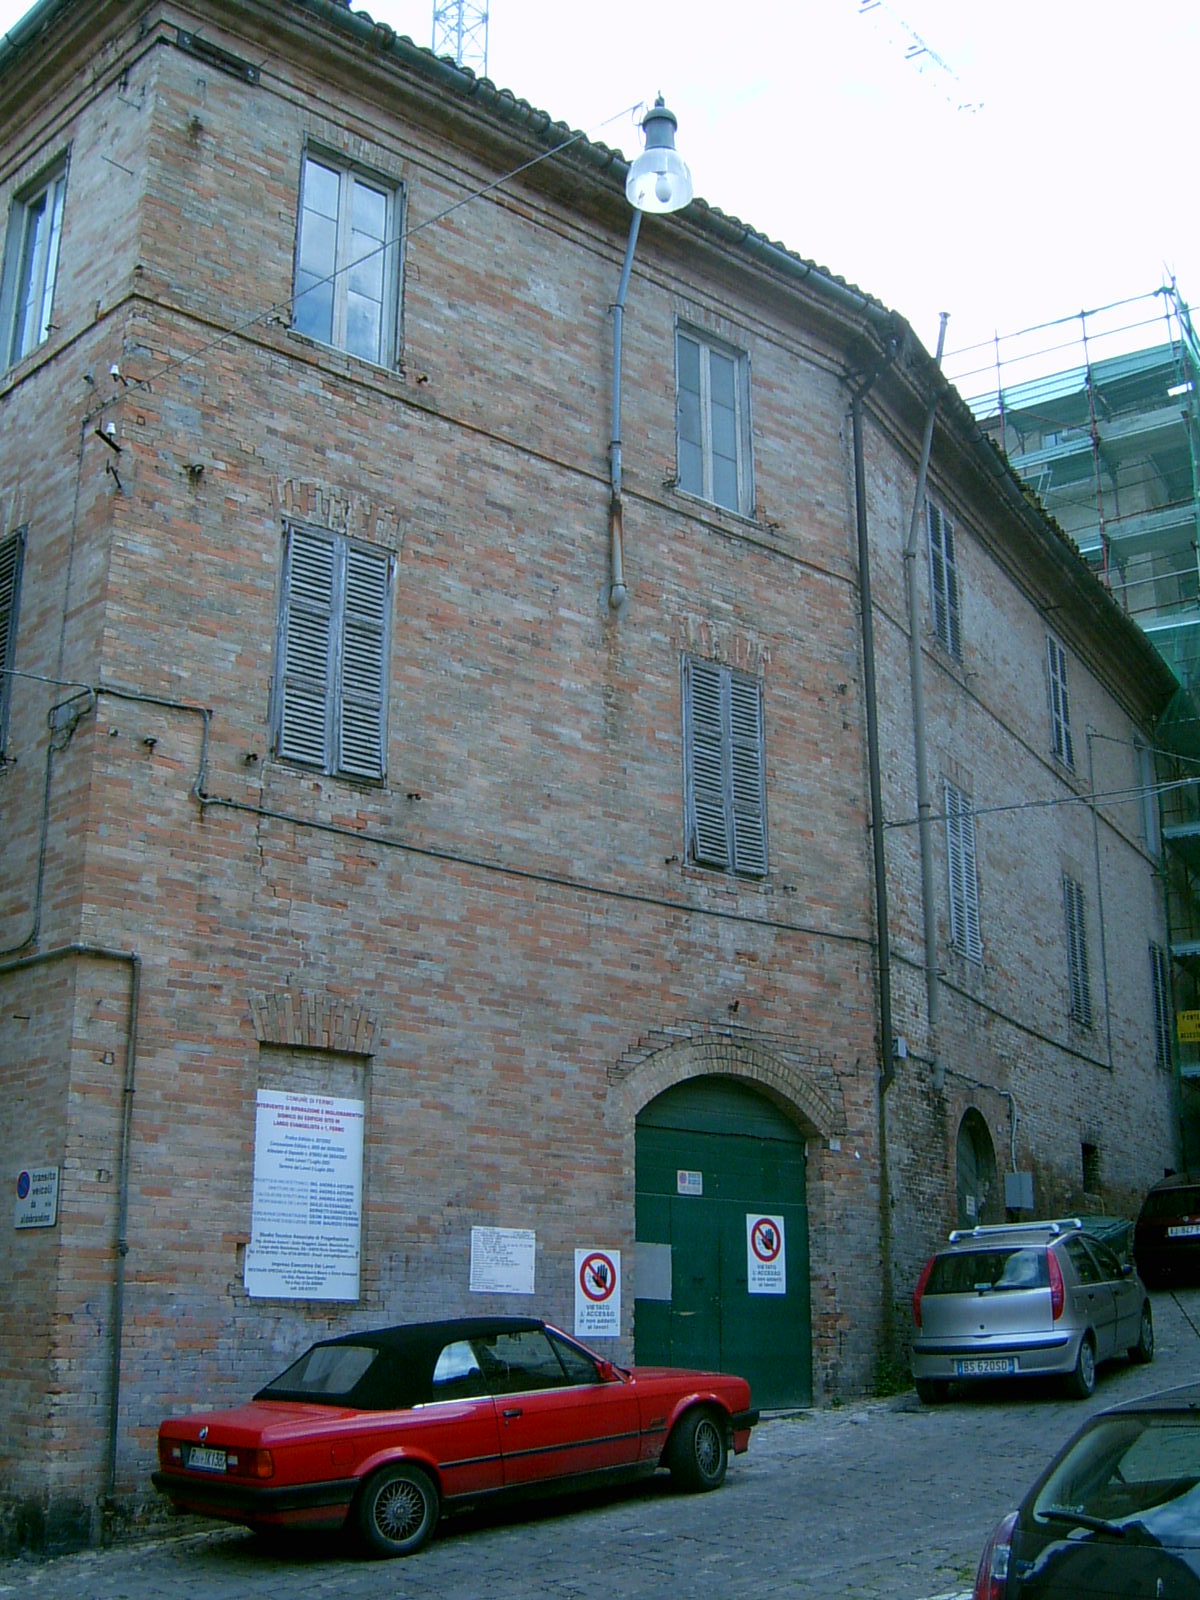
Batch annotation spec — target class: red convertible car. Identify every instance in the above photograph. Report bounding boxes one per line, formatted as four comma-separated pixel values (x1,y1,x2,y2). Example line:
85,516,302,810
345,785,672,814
154,1315,759,1556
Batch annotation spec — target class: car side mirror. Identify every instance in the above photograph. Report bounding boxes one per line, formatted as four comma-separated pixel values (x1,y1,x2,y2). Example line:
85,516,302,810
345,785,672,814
595,1359,622,1383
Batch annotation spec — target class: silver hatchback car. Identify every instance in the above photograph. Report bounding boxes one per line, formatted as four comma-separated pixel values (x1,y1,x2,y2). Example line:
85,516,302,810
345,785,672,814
910,1218,1154,1403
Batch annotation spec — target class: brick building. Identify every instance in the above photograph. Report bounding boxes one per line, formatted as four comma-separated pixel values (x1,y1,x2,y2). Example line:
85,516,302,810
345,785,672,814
0,0,1181,1553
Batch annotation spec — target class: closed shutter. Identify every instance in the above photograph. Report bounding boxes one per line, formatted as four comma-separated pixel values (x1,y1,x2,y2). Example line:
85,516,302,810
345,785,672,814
928,504,962,660
945,782,981,961
0,528,25,747
277,527,334,767
1064,874,1092,1026
684,656,767,877
1048,636,1074,768
685,657,730,869
729,672,767,875
338,543,389,780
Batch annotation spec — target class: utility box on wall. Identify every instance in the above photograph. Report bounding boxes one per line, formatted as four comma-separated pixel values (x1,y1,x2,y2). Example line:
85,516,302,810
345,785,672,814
1005,1170,1035,1211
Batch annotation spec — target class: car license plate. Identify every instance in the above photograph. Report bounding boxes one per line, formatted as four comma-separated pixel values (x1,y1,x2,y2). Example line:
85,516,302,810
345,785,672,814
186,1445,227,1472
955,1357,1015,1377
1167,1224,1200,1238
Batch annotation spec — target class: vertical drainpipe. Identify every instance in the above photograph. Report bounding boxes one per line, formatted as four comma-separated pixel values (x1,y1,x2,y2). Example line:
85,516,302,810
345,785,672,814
608,209,642,610
1086,728,1116,1072
851,386,894,1092
902,314,949,1091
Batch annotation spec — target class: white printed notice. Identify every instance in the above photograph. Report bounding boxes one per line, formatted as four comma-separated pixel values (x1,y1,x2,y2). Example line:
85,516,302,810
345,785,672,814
244,1090,364,1301
469,1225,536,1294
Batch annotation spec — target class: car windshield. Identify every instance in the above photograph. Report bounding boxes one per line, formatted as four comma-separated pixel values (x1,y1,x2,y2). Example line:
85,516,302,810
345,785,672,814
926,1247,1048,1294
1033,1414,1200,1545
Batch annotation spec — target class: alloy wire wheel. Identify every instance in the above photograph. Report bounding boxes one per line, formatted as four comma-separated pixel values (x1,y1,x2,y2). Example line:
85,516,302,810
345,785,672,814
1131,1303,1155,1364
668,1408,728,1491
358,1462,439,1556
1066,1336,1097,1399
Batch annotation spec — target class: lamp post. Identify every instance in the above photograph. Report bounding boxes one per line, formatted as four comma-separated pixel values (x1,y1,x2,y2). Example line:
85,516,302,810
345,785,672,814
609,98,693,610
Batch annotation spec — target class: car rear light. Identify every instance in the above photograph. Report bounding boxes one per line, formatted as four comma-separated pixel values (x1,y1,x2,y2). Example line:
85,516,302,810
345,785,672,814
973,1510,1017,1600
1048,1251,1065,1320
159,1437,185,1467
226,1448,274,1479
912,1255,935,1328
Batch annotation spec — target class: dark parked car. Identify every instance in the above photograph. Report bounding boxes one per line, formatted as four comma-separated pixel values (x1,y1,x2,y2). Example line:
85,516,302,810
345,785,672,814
154,1315,758,1556
911,1218,1153,1402
973,1382,1200,1598
1135,1171,1200,1286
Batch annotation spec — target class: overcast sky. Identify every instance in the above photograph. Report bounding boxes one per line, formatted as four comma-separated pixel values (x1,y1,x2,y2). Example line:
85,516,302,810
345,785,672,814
2,0,1197,382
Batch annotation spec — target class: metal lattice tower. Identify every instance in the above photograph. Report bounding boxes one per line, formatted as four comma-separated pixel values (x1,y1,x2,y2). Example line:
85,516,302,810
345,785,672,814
432,0,489,76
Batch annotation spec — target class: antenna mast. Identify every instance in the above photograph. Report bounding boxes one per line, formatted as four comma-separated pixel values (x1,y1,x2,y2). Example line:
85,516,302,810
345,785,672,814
432,0,489,76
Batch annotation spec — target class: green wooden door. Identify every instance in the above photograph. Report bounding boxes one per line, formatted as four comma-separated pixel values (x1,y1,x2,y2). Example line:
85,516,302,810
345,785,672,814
634,1077,811,1407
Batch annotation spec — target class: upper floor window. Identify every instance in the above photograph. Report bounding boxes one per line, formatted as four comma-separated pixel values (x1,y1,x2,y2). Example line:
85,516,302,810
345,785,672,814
1063,872,1092,1027
945,780,981,961
292,151,402,366
1150,942,1171,1072
675,327,753,516
0,528,25,752
927,502,962,661
682,655,767,878
1,158,67,368
1047,634,1074,769
273,523,392,781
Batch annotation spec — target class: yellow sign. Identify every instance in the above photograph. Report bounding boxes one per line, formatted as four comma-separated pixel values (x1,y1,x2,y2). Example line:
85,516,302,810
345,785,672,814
1178,1010,1200,1043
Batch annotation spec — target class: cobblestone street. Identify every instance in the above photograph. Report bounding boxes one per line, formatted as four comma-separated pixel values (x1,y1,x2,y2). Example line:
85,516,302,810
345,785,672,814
4,1288,1198,1600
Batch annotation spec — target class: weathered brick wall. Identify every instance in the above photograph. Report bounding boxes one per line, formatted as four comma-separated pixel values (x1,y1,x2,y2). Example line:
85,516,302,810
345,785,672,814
0,0,1179,1553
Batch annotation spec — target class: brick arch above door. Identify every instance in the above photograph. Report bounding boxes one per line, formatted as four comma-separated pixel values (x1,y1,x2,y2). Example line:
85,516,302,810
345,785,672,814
607,1024,846,1141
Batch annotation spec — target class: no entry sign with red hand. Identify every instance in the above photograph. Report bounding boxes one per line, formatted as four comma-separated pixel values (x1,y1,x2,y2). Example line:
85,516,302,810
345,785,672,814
746,1213,786,1294
574,1247,621,1336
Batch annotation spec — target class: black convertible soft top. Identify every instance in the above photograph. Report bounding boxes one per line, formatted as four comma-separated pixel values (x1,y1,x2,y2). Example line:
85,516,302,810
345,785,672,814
253,1316,553,1410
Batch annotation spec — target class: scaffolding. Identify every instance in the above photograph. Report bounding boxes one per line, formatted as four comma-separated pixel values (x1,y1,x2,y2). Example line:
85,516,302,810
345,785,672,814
948,284,1200,1163
948,283,1200,693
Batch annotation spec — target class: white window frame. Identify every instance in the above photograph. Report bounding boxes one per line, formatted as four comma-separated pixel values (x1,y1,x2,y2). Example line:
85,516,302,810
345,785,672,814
682,655,767,878
945,780,981,961
1063,873,1092,1027
1,157,68,369
292,149,403,367
1047,634,1075,769
927,502,962,661
1150,943,1171,1072
0,527,26,752
674,325,754,517
273,523,392,782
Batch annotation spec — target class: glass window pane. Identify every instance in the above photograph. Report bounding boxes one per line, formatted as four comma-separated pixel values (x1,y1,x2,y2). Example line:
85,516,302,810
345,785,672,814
351,179,387,241
348,229,384,300
346,291,381,362
298,210,337,279
302,158,340,220
293,273,334,343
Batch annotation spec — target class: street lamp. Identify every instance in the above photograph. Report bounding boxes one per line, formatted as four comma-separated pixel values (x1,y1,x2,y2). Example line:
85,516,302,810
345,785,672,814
609,98,692,609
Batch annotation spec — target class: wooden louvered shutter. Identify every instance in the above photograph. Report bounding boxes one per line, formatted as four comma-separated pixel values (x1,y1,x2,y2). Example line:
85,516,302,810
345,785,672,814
686,657,730,869
928,504,962,661
277,527,334,767
729,672,767,875
945,782,981,961
1064,874,1092,1026
338,543,389,780
684,657,767,877
1048,636,1074,768
0,529,25,747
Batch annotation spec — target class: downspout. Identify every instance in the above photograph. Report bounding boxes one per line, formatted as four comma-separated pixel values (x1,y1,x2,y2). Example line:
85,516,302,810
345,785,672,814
608,209,642,610
902,313,949,1092
0,943,141,1508
851,384,895,1092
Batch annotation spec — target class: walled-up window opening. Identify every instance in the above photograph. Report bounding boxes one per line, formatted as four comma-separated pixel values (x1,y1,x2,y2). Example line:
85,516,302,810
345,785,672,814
682,654,767,877
1081,1140,1100,1192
